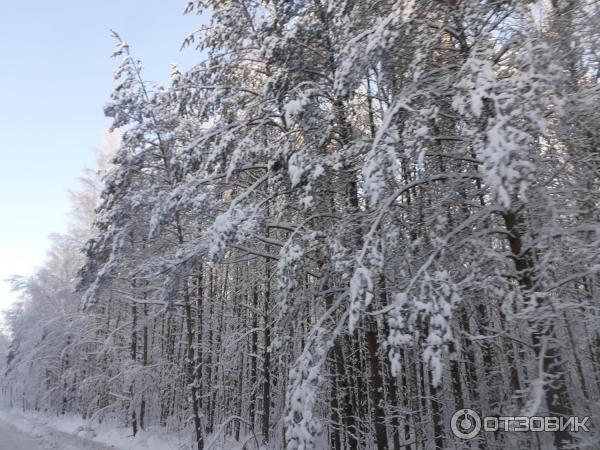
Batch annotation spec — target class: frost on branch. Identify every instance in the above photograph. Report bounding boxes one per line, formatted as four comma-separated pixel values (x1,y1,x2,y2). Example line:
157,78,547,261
452,46,495,118
387,270,460,387
362,139,398,206
347,232,385,333
283,93,311,125
453,39,564,209
285,327,331,450
348,267,374,333
276,242,305,318
287,152,325,209
479,121,535,208
207,205,259,261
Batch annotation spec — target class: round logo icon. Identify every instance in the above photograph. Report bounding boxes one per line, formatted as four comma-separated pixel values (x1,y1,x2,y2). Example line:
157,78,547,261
451,409,481,440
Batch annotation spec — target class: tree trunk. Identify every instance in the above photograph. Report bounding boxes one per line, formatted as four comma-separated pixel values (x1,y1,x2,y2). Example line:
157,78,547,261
503,211,573,449
184,283,204,450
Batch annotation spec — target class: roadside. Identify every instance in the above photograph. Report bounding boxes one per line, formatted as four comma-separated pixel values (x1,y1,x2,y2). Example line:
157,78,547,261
0,419,44,450
0,409,185,450
0,411,118,450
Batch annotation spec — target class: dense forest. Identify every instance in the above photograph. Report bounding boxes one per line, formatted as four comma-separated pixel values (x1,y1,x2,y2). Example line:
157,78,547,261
2,1,600,449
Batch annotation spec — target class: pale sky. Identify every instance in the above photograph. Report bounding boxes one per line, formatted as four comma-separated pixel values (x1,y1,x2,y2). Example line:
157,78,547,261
0,1,206,314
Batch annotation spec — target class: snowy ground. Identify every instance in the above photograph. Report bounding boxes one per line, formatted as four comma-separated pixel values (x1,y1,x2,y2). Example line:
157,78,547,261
0,409,188,450
0,420,46,450
0,412,118,450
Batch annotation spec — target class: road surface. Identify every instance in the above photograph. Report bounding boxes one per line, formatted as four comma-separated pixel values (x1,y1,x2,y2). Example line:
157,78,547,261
0,419,42,450
0,417,119,450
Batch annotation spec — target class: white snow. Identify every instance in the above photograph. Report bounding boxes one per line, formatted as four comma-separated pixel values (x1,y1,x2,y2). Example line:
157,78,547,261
0,411,115,450
0,409,185,450
0,420,43,450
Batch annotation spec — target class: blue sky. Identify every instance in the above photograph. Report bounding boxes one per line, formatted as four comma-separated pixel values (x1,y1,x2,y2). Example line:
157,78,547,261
0,1,205,313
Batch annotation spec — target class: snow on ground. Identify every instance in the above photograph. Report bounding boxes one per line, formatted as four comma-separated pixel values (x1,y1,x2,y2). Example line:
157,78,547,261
0,419,44,450
0,412,115,450
0,409,188,450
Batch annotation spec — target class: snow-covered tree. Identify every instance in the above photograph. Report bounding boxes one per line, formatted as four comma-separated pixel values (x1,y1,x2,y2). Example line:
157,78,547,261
4,1,600,450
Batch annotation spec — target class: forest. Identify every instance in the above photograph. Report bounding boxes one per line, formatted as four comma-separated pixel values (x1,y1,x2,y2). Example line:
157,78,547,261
2,1,600,449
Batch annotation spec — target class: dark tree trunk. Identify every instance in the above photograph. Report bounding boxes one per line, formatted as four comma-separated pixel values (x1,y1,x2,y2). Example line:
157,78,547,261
140,302,148,430
503,211,573,449
184,283,204,450
131,303,137,437
366,323,388,450
262,260,271,443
